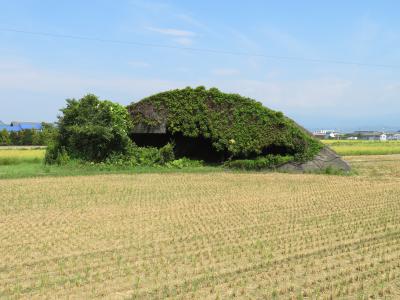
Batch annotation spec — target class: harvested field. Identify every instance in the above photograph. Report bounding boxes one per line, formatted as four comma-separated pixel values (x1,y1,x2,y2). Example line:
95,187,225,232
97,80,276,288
1,171,400,299
346,154,400,178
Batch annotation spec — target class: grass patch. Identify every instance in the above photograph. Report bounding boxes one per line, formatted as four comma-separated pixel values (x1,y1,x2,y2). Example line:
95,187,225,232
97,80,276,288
224,155,293,170
323,140,400,155
0,161,222,179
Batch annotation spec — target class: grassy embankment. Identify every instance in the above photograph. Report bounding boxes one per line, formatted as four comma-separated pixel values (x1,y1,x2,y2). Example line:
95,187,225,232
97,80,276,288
2,141,400,178
0,147,221,179
0,141,400,179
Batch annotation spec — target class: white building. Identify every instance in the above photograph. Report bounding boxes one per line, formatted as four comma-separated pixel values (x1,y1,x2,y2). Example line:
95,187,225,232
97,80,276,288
389,133,400,140
380,133,387,141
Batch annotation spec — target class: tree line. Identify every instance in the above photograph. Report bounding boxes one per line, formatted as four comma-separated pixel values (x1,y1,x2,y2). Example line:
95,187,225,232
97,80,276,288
0,123,58,146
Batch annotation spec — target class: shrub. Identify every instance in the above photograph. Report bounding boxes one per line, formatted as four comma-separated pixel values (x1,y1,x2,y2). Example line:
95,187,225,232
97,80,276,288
224,155,294,170
51,94,134,163
0,129,10,145
165,158,203,169
131,147,161,166
44,143,70,165
159,143,175,165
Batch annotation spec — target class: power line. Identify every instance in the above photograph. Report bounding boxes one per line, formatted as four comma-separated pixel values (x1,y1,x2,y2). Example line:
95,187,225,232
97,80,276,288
1,27,399,69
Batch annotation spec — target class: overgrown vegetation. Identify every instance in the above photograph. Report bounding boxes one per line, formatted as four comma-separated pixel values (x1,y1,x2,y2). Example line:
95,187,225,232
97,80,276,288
224,154,293,170
45,89,323,170
128,86,322,162
49,94,134,163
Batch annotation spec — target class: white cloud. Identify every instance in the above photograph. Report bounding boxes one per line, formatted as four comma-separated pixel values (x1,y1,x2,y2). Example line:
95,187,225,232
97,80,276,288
2,58,399,128
146,27,196,37
173,37,194,46
146,26,197,46
211,68,240,76
175,13,210,31
0,59,179,102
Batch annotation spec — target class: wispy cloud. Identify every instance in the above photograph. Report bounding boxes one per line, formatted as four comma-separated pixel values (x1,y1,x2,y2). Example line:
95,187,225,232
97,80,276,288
211,68,241,76
175,13,210,31
172,38,193,46
146,27,196,37
262,27,315,56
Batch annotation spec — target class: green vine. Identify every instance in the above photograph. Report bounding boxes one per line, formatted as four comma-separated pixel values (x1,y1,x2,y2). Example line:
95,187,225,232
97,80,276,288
128,86,322,162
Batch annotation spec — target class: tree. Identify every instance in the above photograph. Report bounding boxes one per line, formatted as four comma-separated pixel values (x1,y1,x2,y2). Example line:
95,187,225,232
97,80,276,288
0,129,10,145
34,123,58,146
21,129,34,145
9,131,20,145
52,94,134,162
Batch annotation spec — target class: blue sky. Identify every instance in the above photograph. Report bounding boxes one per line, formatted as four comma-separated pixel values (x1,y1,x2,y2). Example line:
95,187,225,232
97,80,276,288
1,0,399,131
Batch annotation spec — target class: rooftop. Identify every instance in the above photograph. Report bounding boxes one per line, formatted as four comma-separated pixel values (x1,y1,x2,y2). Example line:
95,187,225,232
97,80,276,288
0,121,43,132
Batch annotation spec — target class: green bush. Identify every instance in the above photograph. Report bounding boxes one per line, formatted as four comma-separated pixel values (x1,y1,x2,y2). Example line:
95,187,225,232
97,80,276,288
0,129,10,145
224,155,294,170
52,94,134,163
159,143,175,165
165,158,203,169
44,143,70,165
128,86,322,162
132,146,161,166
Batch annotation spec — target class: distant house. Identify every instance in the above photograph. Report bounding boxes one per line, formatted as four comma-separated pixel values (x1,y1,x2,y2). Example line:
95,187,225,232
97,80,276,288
388,133,400,141
352,131,382,140
312,132,326,139
312,129,342,140
11,121,42,131
380,133,387,141
0,121,42,132
0,124,20,132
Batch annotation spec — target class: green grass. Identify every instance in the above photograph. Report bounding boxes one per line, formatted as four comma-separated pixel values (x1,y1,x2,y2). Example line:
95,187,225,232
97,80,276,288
0,148,221,179
3,142,399,179
322,140,400,155
0,161,222,179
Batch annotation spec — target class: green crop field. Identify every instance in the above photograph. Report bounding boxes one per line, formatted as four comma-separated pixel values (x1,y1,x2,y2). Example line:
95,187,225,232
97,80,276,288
0,148,45,166
322,140,400,156
1,149,400,298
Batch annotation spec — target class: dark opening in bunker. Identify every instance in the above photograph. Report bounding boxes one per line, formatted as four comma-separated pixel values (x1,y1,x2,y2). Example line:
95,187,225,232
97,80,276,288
261,144,295,156
131,132,228,162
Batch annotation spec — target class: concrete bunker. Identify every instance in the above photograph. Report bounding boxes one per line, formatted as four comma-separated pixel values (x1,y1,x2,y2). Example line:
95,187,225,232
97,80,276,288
127,86,350,171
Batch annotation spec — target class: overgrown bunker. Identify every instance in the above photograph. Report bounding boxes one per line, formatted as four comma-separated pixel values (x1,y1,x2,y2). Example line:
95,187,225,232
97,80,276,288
128,86,324,163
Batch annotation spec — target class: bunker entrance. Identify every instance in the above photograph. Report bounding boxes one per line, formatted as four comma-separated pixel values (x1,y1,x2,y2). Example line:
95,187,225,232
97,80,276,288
131,133,170,148
131,132,227,162
261,144,295,156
